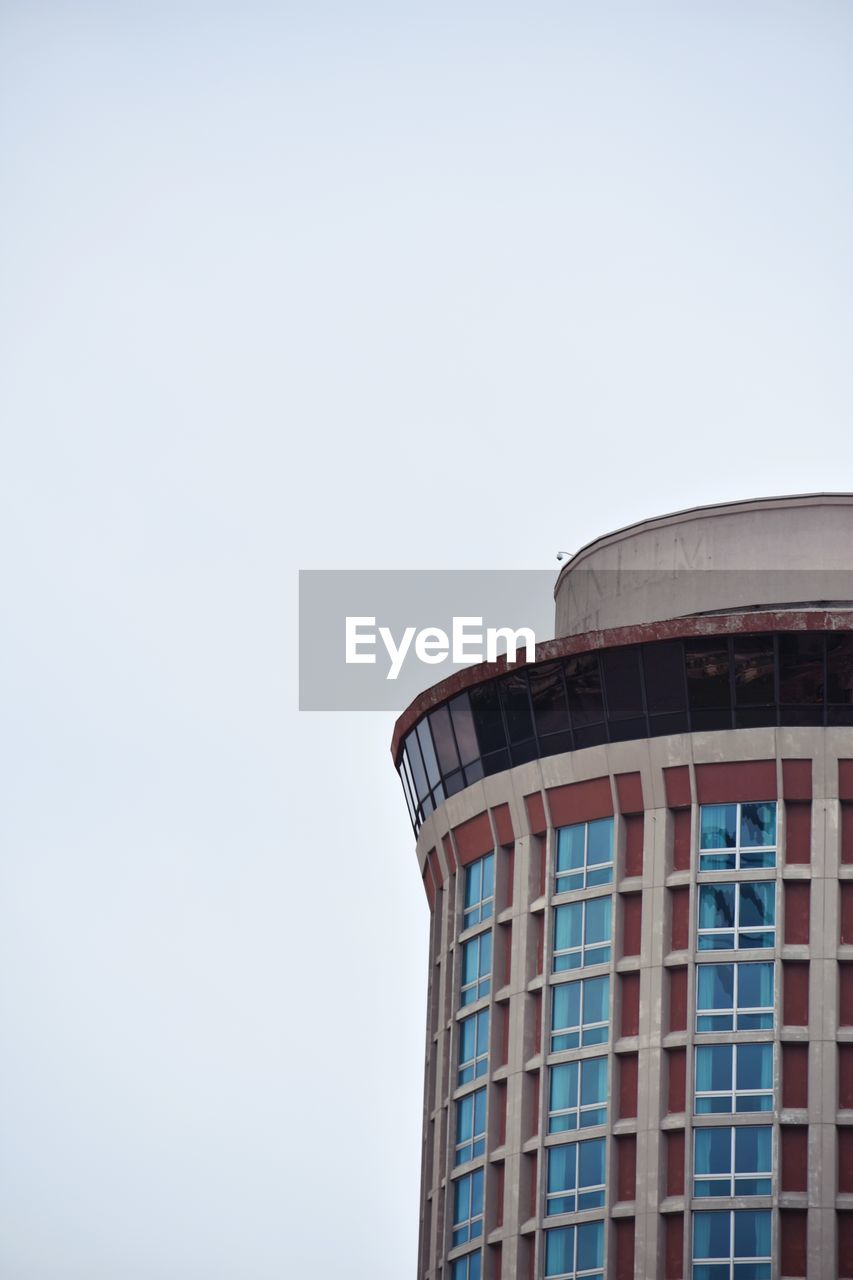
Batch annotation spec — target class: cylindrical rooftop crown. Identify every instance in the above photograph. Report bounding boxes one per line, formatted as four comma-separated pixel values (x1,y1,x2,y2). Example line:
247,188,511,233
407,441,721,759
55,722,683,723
554,492,853,637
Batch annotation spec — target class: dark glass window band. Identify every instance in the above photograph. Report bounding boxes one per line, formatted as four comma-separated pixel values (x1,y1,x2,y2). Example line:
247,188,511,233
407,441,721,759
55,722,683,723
398,630,853,834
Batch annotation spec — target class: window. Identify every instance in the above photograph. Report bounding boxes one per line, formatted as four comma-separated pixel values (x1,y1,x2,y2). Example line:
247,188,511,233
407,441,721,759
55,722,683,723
692,1209,771,1280
452,1168,484,1246
548,1057,608,1133
693,1126,772,1197
695,1043,773,1114
697,883,775,950
546,1138,606,1215
464,853,495,929
450,1254,481,1280
458,1009,489,1085
551,976,610,1051
461,932,492,1005
555,819,614,893
455,1088,487,1164
699,803,777,872
696,963,774,1033
553,897,612,971
545,1221,604,1280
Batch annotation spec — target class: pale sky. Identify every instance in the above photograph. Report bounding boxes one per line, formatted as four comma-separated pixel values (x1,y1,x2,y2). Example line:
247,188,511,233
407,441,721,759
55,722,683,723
2,3,853,1276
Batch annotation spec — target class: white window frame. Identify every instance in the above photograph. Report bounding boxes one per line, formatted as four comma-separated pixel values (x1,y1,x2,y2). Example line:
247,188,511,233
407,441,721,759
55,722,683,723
691,1209,772,1279
555,818,614,894
460,930,492,1006
693,1125,773,1198
544,1221,606,1280
553,897,612,972
463,853,495,930
699,801,777,872
697,881,776,951
457,1009,489,1086
545,1137,607,1217
454,1087,487,1165
451,1166,484,1247
695,962,775,1034
550,977,610,1053
548,1057,609,1133
694,1043,774,1114
450,1253,481,1280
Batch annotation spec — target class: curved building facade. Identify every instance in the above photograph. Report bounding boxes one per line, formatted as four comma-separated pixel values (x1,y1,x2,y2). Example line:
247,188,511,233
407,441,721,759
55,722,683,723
392,496,853,1280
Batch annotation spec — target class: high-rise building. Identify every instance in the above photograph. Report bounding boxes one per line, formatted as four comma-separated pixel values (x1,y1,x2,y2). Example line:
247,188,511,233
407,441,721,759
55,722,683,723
391,495,853,1280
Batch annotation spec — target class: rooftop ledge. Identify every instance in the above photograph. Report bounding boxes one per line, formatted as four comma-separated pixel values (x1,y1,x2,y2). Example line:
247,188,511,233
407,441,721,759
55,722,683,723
391,606,853,763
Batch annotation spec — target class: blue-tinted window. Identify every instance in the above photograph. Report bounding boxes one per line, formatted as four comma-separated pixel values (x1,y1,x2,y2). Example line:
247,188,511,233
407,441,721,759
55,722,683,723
455,1088,487,1165
553,897,612,972
544,1221,604,1279
697,883,775,950
555,819,614,893
450,1252,481,1280
464,853,495,929
694,1043,773,1114
692,1209,771,1280
452,1168,484,1246
461,932,492,1006
699,803,777,872
696,963,774,1033
694,1126,772,1198
458,1010,489,1085
551,976,610,1051
548,1057,608,1133
546,1137,606,1215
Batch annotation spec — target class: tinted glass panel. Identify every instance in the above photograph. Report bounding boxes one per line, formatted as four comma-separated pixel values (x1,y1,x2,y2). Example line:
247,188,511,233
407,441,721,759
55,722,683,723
573,721,609,749
449,693,479,764
539,729,574,757
735,704,777,728
649,710,690,735
607,714,647,743
405,730,430,801
417,719,441,789
691,706,733,731
733,637,775,706
828,633,853,704
685,639,731,711
829,705,853,725
429,704,459,774
444,769,465,797
577,1221,604,1270
642,640,686,713
510,739,539,767
602,647,644,720
464,758,485,785
529,663,570,736
741,803,776,847
481,747,510,776
499,671,534,744
583,975,609,1024
779,633,824,704
701,804,738,849
781,704,823,726
733,1208,771,1257
565,652,605,727
698,963,734,1011
469,682,505,754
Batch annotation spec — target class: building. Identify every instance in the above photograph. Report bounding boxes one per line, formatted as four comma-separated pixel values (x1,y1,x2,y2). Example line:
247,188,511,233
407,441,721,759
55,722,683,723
391,494,853,1280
